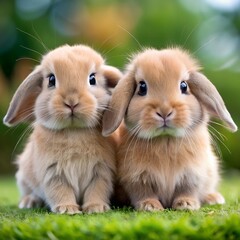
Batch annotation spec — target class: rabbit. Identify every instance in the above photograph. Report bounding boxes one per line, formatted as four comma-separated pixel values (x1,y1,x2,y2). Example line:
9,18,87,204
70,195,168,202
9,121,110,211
102,47,237,211
3,44,122,214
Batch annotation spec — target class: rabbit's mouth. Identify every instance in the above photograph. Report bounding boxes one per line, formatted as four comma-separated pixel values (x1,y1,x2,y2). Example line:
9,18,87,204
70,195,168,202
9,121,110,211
38,111,100,130
59,106,100,129
67,114,99,129
68,115,86,127
137,125,186,139
158,126,185,137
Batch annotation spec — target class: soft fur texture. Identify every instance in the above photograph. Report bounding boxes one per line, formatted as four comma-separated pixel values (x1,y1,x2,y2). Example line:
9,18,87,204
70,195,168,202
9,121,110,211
4,44,122,214
102,48,237,211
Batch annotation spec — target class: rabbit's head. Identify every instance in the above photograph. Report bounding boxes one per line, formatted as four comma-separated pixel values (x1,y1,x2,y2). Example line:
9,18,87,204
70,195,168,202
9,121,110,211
102,48,237,138
4,45,122,130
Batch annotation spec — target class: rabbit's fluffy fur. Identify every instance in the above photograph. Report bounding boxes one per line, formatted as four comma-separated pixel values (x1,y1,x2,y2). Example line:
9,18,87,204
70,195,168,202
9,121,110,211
4,45,122,214
102,48,237,211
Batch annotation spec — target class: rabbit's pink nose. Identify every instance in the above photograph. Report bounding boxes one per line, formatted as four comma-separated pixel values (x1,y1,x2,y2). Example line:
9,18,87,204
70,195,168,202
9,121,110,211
156,111,173,120
64,103,79,112
156,111,173,126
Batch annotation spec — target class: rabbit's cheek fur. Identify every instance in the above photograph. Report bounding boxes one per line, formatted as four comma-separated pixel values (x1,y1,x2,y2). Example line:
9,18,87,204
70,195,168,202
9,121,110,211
125,97,201,139
89,85,111,113
35,88,101,129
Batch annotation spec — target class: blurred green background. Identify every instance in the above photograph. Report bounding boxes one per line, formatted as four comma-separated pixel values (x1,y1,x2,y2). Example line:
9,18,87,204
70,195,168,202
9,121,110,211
0,0,240,175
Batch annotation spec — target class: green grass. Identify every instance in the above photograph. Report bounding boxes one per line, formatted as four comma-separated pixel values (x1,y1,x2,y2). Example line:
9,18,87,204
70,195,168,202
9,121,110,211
0,174,240,240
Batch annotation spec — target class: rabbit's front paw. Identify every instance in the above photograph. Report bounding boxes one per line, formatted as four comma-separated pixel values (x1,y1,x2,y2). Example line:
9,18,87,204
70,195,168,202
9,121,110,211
53,204,81,215
82,203,110,214
172,197,200,210
204,192,225,205
136,198,164,211
19,194,43,209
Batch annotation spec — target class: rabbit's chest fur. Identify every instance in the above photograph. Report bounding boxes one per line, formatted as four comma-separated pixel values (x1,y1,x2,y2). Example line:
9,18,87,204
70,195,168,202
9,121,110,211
19,125,115,200
119,126,218,207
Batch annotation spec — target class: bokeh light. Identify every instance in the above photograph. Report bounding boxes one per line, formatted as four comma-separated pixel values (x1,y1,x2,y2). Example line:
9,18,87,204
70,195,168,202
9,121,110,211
16,0,51,20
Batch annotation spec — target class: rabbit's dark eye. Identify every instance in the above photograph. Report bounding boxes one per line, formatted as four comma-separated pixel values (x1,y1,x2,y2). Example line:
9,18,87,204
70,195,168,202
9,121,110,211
180,81,188,94
138,80,147,96
89,73,96,85
48,74,56,88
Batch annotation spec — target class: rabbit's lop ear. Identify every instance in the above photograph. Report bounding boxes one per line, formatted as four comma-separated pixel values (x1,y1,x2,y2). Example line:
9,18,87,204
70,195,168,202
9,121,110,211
3,67,43,126
102,65,123,88
102,72,135,136
188,72,237,132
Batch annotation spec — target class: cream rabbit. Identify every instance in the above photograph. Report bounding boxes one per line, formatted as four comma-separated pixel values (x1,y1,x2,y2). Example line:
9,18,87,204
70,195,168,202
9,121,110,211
102,48,237,211
4,44,122,214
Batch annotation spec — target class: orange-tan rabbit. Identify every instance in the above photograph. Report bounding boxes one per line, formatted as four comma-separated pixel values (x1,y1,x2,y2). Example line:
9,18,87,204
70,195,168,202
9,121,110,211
102,47,237,211
3,44,122,214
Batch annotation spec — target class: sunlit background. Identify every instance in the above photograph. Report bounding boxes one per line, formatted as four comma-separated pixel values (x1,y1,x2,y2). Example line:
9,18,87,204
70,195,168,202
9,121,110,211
0,0,240,174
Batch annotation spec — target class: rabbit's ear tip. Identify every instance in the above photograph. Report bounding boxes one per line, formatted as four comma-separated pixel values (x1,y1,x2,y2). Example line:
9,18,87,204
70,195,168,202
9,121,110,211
222,111,238,132
102,126,112,137
3,115,11,127
229,123,238,132
3,119,15,127
102,131,109,137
